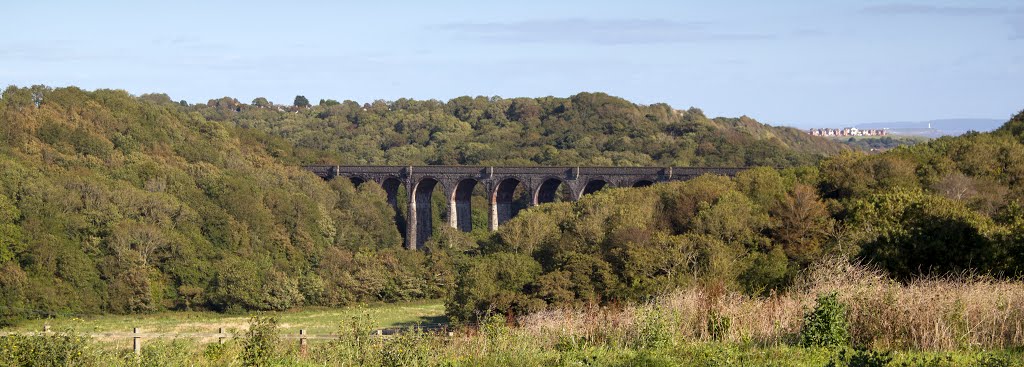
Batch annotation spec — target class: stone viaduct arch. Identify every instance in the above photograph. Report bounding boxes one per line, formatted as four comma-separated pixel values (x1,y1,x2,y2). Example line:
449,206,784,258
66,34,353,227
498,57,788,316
303,165,743,250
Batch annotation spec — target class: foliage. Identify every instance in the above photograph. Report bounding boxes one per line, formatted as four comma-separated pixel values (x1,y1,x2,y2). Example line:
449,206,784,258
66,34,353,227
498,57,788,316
204,92,845,168
240,316,279,366
846,189,1001,278
839,136,928,152
378,328,433,367
706,309,731,342
827,348,893,367
632,307,673,349
815,114,1024,278
0,331,97,367
451,170,837,320
800,292,849,348
2,84,1022,325
995,110,1024,138
0,86,435,318
446,252,544,321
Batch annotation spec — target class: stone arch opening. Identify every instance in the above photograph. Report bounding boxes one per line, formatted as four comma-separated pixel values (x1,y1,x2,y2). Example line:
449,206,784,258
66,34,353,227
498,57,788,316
534,178,570,205
581,179,609,196
381,177,404,237
491,178,525,230
349,176,366,187
633,179,655,188
409,177,444,250
450,179,479,232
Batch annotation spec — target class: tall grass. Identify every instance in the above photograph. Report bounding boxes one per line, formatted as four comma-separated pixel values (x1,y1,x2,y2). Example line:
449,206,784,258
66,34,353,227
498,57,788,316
519,258,1024,351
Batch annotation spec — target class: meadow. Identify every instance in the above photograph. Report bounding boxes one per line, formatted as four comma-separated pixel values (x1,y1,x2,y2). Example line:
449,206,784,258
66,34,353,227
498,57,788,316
4,299,446,337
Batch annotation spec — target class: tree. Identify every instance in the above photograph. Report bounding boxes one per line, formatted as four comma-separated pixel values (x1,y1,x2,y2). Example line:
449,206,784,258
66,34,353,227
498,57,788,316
445,252,544,321
252,97,271,108
293,95,310,108
849,189,999,279
770,184,832,264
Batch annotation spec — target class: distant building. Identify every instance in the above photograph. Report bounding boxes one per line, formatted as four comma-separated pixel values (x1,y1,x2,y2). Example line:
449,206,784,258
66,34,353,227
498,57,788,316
808,127,887,137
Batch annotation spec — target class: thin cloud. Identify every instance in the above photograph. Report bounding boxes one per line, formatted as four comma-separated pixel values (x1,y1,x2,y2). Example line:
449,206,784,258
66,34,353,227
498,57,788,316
790,28,828,37
433,18,773,45
862,4,1011,16
864,4,1024,40
0,41,96,63
1012,17,1024,39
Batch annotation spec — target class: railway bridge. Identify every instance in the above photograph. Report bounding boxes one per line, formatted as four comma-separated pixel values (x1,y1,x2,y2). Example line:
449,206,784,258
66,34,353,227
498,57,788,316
303,165,743,250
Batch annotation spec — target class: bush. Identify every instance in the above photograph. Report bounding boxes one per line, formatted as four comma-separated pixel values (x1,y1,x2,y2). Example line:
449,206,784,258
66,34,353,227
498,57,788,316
240,316,280,366
706,310,731,342
632,307,672,349
445,252,544,322
325,311,377,365
800,292,849,348
379,328,432,367
0,331,97,367
826,348,892,367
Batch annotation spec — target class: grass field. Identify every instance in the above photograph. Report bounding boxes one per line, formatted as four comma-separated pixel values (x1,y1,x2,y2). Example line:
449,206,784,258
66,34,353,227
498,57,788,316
3,299,446,336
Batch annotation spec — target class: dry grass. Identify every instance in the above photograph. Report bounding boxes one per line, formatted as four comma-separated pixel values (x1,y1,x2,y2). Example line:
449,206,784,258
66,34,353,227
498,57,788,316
518,258,1024,351
802,259,1024,350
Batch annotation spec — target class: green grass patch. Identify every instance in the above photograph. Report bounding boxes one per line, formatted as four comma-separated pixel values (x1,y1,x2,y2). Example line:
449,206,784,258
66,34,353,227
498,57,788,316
3,299,446,336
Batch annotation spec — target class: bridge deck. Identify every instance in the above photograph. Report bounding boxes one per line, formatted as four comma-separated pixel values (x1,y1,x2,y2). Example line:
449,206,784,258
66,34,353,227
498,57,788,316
303,165,743,179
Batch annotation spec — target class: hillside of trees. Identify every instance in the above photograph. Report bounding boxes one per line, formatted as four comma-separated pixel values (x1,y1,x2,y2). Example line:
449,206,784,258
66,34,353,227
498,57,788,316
448,109,1024,320
195,93,847,168
0,86,449,323
1,85,1020,325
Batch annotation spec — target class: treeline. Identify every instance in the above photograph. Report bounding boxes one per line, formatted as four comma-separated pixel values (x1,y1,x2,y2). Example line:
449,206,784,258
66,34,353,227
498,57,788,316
837,136,927,152
193,92,846,168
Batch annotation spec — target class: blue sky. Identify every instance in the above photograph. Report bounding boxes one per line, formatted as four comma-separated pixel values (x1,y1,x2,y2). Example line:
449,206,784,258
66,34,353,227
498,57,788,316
2,0,1021,127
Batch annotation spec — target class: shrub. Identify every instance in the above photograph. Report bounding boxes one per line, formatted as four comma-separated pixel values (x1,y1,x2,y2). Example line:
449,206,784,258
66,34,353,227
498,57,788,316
481,313,511,350
800,292,849,348
240,316,280,366
632,307,671,349
977,355,1017,367
0,331,97,367
378,328,432,367
445,252,544,321
706,309,731,342
328,311,377,365
826,348,893,367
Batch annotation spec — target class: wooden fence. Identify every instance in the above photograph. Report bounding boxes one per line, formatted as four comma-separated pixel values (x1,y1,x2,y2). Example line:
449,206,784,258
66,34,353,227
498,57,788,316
0,324,454,355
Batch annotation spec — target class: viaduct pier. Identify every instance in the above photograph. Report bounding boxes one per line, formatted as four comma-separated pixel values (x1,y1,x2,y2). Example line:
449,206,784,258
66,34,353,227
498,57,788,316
303,165,743,250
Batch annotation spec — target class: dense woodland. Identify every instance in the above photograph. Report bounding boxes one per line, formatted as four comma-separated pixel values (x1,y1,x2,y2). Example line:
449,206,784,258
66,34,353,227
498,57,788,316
0,85,1021,324
199,92,846,168
835,136,927,152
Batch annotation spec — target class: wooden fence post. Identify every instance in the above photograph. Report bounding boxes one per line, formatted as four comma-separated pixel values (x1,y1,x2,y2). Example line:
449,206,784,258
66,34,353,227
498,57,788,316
218,327,226,344
299,329,308,355
132,327,141,355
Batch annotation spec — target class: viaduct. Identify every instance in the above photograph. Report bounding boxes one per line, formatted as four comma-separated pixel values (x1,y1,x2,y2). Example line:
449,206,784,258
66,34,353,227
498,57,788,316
303,165,744,250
